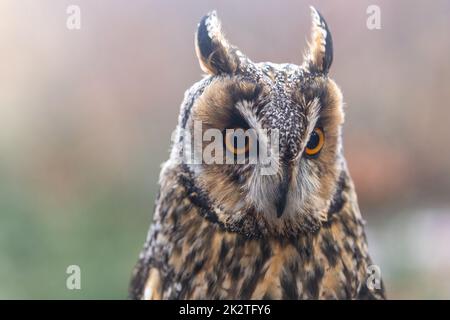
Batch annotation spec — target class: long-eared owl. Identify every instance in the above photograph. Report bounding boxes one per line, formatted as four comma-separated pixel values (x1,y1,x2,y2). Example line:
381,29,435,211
130,7,386,300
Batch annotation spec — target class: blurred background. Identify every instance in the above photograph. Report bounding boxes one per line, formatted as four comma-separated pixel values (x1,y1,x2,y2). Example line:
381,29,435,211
0,0,449,299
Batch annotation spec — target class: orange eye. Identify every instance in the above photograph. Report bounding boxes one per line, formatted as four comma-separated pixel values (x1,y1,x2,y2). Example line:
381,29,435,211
305,127,325,156
224,130,251,156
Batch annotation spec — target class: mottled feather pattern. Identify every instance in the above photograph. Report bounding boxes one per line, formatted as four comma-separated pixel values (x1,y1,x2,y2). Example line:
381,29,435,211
130,163,384,299
129,7,385,300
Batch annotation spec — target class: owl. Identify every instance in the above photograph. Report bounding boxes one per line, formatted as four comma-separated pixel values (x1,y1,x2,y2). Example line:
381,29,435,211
130,7,385,300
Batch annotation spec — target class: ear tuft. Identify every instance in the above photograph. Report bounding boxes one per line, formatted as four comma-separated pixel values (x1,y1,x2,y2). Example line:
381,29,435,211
195,11,238,75
303,7,333,74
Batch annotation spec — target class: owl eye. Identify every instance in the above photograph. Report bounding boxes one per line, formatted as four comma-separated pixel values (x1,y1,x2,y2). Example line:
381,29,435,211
305,127,325,156
224,130,251,156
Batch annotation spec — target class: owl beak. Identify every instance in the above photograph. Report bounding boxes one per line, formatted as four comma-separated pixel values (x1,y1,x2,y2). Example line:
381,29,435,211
274,170,290,218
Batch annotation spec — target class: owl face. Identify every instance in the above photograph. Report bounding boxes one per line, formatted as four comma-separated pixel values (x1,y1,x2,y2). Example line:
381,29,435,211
171,8,345,237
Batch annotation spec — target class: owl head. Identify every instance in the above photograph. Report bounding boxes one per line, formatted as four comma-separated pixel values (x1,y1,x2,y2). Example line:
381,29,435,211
170,7,346,237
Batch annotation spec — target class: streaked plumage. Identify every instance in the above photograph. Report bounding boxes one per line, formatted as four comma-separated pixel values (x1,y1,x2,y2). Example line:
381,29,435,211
130,7,385,300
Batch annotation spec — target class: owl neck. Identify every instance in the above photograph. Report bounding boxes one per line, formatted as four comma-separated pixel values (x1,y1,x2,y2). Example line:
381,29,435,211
176,163,352,239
